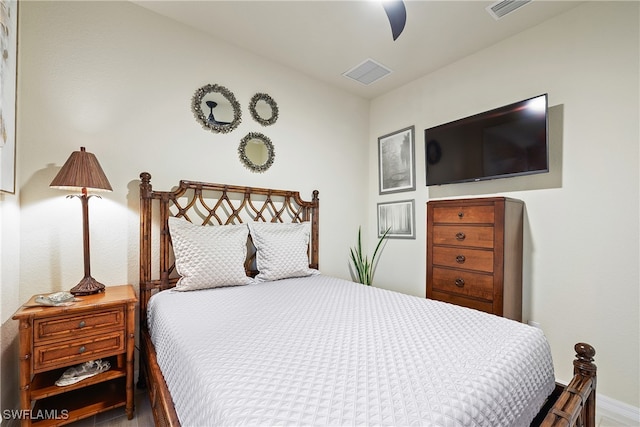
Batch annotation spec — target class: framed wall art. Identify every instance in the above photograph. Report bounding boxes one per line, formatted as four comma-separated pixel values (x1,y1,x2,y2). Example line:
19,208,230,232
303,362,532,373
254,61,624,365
377,199,415,239
378,125,415,195
0,0,18,194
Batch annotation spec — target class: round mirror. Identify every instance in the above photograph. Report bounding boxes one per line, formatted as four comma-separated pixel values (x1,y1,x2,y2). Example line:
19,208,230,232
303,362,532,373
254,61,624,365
249,93,279,126
238,132,275,173
192,84,241,133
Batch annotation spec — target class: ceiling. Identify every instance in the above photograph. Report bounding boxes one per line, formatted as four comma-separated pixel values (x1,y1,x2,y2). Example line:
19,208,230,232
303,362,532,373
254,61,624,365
133,0,584,99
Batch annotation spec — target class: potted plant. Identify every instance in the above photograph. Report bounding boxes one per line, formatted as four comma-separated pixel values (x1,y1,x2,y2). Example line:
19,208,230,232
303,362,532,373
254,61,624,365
349,226,390,285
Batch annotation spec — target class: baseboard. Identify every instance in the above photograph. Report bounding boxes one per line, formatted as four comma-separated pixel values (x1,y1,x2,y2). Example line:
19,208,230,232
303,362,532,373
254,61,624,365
597,393,640,426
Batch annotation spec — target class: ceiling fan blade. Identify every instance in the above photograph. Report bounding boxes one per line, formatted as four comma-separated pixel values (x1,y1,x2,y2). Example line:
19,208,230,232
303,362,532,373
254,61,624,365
382,0,407,41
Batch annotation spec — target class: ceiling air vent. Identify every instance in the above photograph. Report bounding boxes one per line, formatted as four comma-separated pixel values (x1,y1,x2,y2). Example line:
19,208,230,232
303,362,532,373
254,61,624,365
343,59,392,86
486,0,532,20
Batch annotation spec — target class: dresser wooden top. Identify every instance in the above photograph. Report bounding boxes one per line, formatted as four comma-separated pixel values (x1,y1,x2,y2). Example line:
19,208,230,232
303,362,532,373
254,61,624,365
13,284,137,320
427,196,524,206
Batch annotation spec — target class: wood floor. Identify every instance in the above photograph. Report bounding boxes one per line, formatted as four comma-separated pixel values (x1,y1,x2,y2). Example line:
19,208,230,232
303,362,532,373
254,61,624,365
67,387,153,427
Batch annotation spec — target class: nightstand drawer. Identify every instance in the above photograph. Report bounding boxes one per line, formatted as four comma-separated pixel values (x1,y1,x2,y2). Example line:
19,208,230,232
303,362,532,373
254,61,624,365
431,267,494,301
34,308,124,343
34,331,125,372
432,205,495,224
432,246,494,273
432,225,494,248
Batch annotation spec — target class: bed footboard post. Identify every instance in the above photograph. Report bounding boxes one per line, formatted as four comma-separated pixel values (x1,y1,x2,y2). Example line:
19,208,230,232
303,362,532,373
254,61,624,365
573,343,597,427
541,343,597,427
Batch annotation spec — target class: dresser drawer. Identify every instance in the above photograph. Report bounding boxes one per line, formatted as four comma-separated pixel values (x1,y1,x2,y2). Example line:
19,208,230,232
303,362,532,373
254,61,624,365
432,246,494,273
34,308,124,343
33,331,125,372
431,267,493,301
432,205,495,224
430,290,494,315
432,225,494,248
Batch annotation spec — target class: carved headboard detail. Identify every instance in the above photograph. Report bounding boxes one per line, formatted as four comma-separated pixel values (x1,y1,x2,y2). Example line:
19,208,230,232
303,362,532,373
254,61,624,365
139,172,319,327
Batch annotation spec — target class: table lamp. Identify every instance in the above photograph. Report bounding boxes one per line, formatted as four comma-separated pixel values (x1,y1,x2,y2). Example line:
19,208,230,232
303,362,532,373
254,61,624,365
50,147,112,295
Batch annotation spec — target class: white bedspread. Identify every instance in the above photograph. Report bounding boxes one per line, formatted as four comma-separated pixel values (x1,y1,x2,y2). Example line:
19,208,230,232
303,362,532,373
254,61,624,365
148,275,555,427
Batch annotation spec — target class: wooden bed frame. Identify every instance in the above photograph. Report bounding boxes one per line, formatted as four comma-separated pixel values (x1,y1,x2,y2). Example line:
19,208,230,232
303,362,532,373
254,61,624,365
137,172,597,427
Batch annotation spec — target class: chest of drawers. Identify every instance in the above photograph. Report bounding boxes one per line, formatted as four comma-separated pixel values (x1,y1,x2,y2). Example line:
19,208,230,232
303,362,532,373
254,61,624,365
426,197,523,320
13,285,137,426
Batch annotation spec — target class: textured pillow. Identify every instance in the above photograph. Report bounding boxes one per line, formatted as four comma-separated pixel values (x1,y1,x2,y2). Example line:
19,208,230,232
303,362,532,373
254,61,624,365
168,217,252,291
248,222,319,282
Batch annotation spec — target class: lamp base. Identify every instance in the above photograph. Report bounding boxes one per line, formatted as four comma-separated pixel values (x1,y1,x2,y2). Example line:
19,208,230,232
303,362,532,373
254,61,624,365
70,276,106,296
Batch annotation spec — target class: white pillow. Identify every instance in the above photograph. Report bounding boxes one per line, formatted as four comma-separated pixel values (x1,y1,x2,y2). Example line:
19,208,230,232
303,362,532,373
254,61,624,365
168,217,252,291
248,222,319,282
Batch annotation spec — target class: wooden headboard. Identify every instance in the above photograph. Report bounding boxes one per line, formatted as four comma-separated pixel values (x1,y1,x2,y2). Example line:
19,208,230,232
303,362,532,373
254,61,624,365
138,172,319,327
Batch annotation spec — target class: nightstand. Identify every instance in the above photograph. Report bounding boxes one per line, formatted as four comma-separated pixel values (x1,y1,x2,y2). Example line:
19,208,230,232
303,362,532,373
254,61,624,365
12,285,137,426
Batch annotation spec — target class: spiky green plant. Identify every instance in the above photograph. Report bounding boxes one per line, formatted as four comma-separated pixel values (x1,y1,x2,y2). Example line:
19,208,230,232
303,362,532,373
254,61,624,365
349,226,390,285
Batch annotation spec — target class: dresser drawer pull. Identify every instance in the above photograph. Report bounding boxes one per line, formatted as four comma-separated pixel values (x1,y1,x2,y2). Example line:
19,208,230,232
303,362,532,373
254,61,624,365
78,346,86,354
78,320,86,328
455,232,466,241
455,278,465,287
456,255,466,264
458,211,464,218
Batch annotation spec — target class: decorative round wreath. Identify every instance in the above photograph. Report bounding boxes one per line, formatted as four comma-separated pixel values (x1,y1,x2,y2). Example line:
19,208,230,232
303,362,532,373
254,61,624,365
238,132,275,173
249,93,279,126
191,84,242,134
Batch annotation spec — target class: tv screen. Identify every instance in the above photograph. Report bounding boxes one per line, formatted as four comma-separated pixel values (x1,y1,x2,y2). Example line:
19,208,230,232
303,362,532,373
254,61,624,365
425,94,548,186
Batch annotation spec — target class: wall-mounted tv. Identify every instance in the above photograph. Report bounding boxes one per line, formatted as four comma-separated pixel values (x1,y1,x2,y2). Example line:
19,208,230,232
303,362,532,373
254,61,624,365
425,94,548,186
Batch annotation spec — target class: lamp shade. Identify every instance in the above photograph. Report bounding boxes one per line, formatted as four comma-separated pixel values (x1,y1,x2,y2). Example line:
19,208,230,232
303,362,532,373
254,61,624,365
50,147,112,192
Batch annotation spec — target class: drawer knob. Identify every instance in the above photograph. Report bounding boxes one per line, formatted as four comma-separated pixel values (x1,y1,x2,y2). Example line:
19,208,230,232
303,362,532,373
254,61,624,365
456,255,466,264
458,211,464,218
455,232,466,241
455,278,465,287
78,320,86,328
78,346,86,354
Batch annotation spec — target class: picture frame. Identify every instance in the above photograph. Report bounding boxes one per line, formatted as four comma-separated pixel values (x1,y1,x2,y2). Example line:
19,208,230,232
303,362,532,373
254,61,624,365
378,125,415,195
0,0,18,194
377,199,415,239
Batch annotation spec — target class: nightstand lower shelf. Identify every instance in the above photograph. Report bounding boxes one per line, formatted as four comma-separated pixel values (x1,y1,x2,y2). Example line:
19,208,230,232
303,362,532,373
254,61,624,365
31,378,126,426
30,356,125,400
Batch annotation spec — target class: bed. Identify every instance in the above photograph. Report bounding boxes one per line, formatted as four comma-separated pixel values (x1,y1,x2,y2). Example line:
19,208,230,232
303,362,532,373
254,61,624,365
138,172,597,427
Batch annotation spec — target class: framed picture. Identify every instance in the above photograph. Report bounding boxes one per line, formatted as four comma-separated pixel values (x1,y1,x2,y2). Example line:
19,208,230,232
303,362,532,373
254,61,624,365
378,125,415,194
377,199,415,239
0,0,18,194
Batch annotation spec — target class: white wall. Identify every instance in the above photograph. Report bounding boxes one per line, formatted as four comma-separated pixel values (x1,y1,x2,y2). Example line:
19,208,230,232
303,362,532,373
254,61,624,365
3,0,369,412
16,0,369,299
368,1,639,411
1,192,20,417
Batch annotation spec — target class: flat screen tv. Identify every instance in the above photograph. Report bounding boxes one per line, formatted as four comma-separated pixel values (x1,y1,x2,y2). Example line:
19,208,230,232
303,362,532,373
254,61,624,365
425,94,548,186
